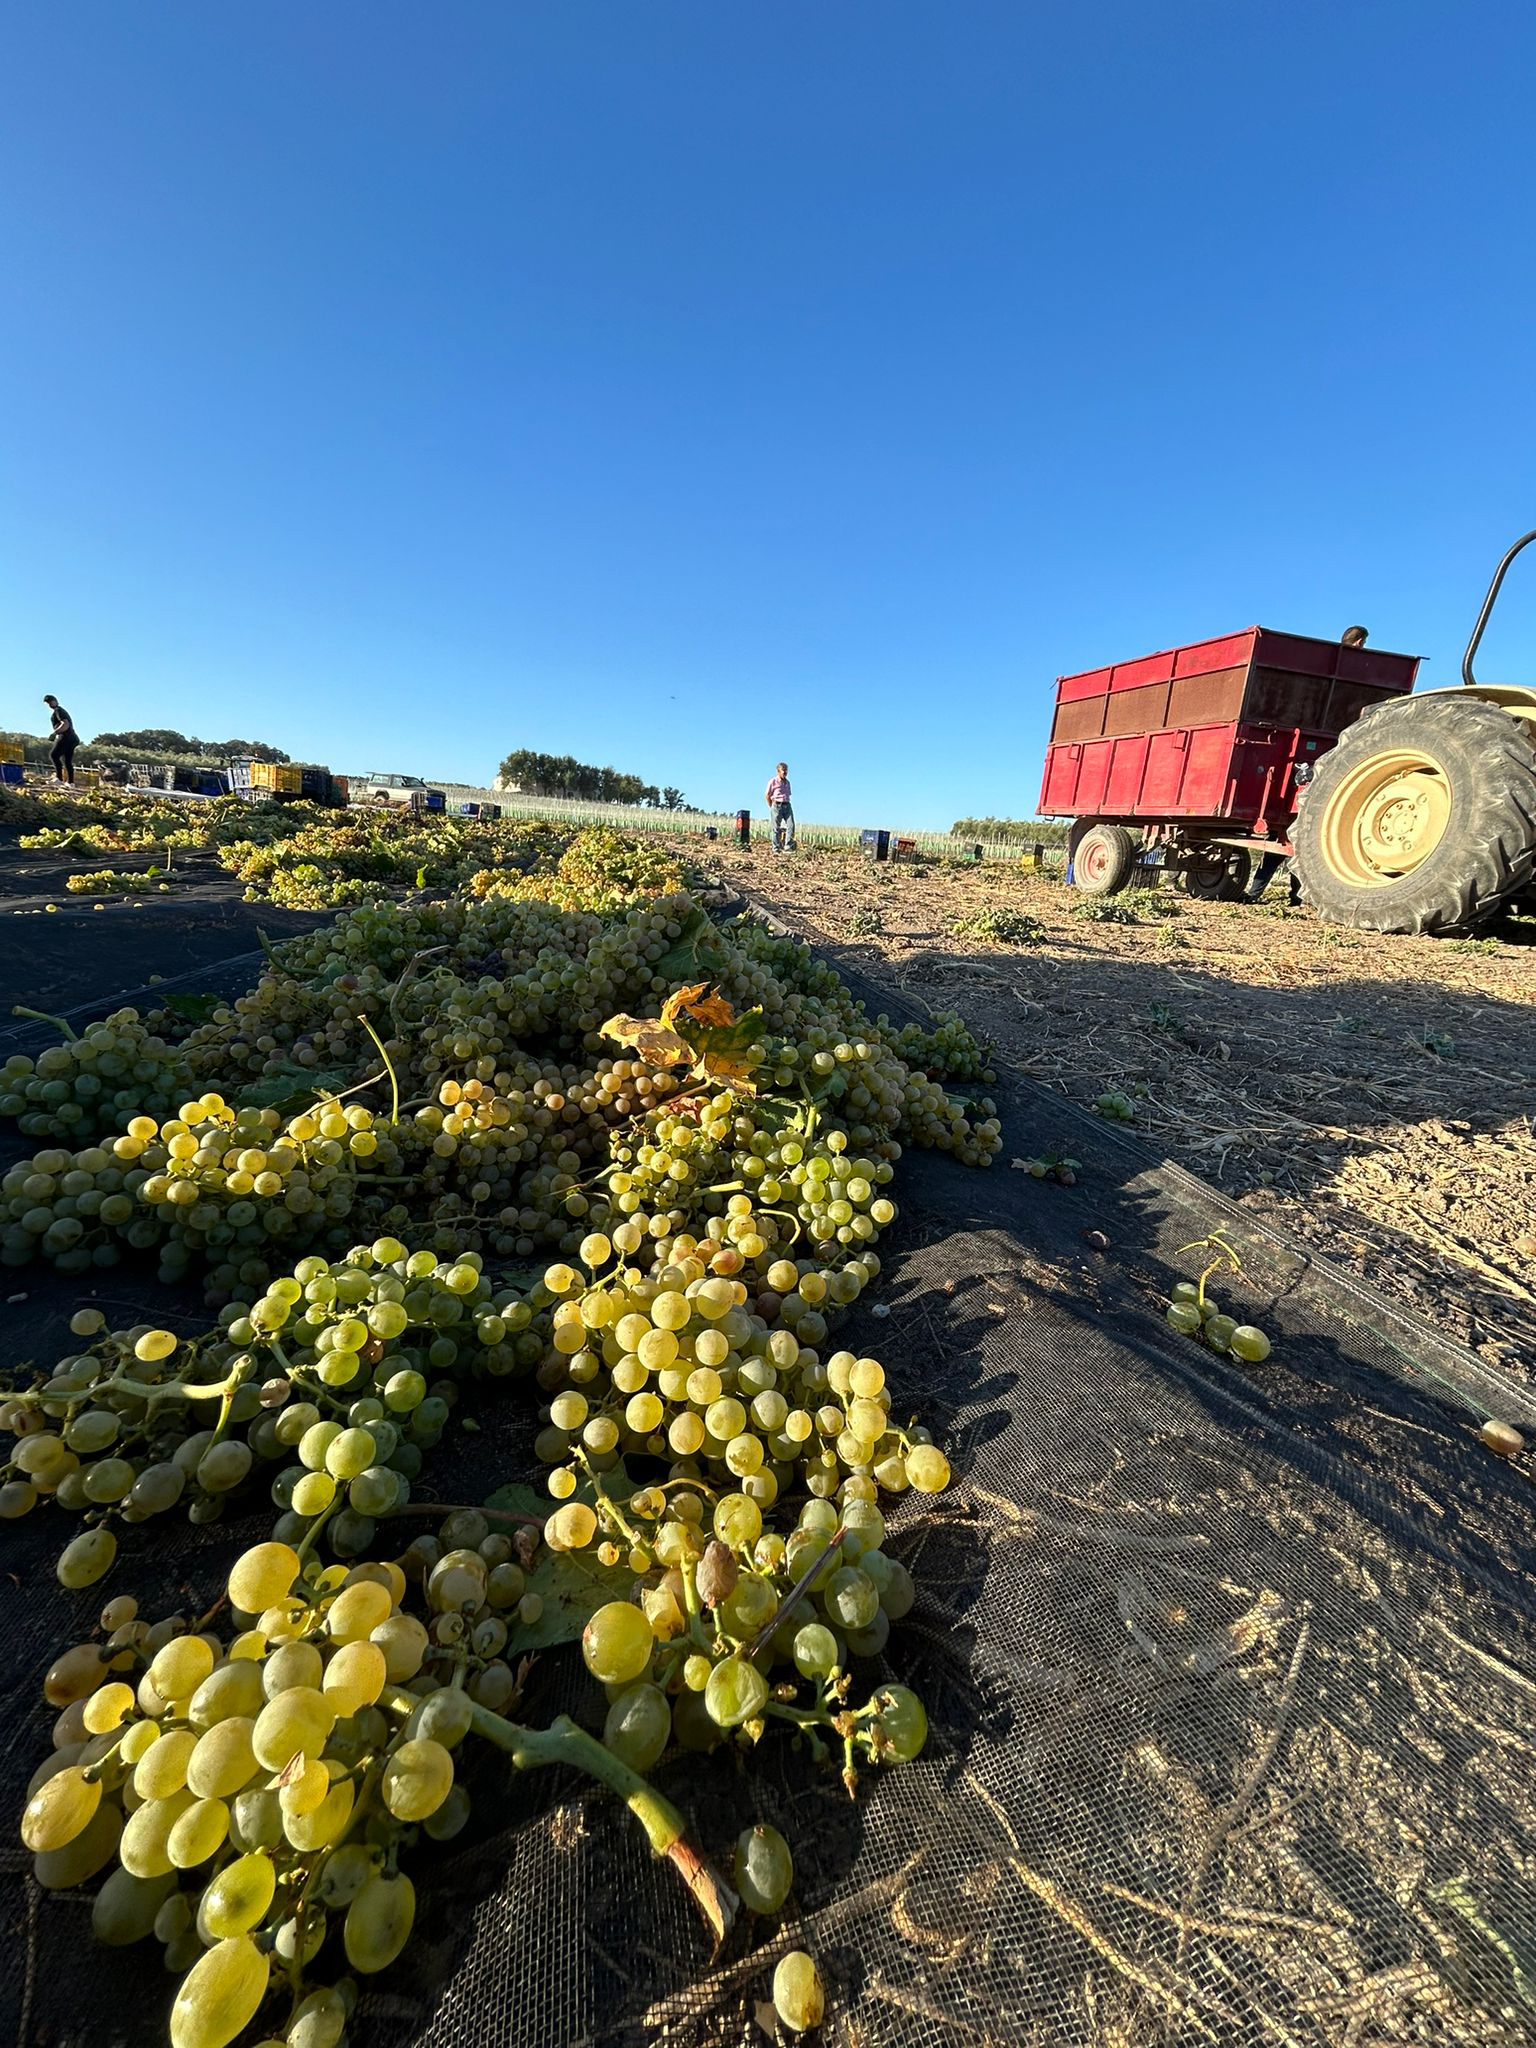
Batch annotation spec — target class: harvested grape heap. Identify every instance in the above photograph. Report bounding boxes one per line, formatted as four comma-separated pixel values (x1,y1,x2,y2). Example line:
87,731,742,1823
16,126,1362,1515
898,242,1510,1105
3,829,1000,2048
7,782,581,908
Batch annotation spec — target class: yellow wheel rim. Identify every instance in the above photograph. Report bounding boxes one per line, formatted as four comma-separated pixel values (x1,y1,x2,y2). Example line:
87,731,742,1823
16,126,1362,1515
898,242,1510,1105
1319,748,1452,888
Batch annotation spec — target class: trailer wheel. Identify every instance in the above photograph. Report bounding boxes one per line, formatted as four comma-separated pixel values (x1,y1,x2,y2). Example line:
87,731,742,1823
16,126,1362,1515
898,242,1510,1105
1178,849,1252,901
1071,824,1137,895
1293,694,1536,935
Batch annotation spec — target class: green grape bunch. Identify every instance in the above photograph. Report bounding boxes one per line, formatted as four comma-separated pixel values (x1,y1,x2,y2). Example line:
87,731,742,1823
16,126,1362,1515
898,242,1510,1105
0,1240,537,1585
19,1535,730,2048
0,1009,188,1141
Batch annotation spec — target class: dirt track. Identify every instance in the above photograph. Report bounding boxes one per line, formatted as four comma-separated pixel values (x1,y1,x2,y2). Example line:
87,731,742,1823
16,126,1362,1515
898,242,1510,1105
696,838,1536,1378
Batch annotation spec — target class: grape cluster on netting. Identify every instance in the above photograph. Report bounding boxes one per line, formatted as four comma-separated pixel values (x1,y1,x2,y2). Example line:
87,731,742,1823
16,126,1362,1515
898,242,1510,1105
21,1540,615,2048
2,878,999,1303
0,1243,534,1584
1,1011,189,1140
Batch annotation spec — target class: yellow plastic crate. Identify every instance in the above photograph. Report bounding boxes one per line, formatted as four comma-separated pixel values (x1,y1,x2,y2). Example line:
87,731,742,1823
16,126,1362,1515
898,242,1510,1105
252,761,303,793
0,739,24,765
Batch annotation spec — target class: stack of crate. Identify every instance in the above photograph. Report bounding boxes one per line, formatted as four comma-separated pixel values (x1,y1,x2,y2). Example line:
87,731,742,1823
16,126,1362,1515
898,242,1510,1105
1,738,27,786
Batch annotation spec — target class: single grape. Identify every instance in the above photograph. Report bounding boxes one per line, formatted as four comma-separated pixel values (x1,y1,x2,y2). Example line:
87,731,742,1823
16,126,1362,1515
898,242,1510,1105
82,1681,136,1734
167,1795,229,1869
186,1719,258,1800
252,1687,334,1770
227,1541,300,1613
904,1444,951,1494
317,1839,376,1907
823,1566,880,1631
344,1870,416,1973
733,1822,794,1914
149,1636,215,1702
168,1934,269,2048
791,1622,840,1680
870,1683,927,1761
58,1526,118,1588
423,1781,473,1841
200,1851,277,1937
136,1728,197,1801
602,1682,671,1771
21,1765,101,1852
288,1986,347,2048
581,1602,654,1686
772,1950,826,2033
1228,1324,1271,1362
412,1686,474,1749
262,1641,323,1697
704,1656,769,1729
326,1578,393,1643
92,1863,177,1946
323,1639,387,1715
382,1738,455,1821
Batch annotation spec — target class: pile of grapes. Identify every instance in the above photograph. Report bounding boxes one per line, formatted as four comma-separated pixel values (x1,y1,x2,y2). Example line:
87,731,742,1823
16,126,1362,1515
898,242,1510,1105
9,780,588,910
3,823,1001,2046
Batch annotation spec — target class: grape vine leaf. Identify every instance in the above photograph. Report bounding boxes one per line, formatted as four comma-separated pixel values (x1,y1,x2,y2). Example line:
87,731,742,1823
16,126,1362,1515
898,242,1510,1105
651,901,729,985
661,983,735,1032
684,1004,766,1085
482,1481,634,1651
602,983,767,1089
238,1066,357,1112
600,1013,695,1069
161,993,223,1023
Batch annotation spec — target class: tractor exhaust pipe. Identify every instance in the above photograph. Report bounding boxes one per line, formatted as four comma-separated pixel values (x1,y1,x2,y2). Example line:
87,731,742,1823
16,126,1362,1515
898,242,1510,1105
1462,529,1536,686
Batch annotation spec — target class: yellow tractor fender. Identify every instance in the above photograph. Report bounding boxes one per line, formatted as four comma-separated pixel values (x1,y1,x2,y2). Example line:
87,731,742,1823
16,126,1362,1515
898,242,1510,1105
1409,683,1536,729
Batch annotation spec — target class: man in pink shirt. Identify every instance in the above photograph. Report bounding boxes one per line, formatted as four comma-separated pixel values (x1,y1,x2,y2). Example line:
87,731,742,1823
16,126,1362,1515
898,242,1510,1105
765,762,796,852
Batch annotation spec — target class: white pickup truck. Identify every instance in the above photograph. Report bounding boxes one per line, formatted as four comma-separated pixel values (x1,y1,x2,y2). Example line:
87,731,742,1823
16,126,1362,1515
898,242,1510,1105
351,772,445,809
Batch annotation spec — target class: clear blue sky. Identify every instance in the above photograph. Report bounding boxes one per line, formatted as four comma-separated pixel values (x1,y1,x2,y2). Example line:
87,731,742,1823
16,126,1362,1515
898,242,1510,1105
3,3,1534,830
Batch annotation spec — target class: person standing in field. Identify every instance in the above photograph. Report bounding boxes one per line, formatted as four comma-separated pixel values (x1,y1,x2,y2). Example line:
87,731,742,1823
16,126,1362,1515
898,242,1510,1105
765,761,796,853
43,695,79,784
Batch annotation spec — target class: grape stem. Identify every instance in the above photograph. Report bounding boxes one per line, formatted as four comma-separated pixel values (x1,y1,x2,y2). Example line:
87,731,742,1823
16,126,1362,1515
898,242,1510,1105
1175,1231,1242,1311
10,1005,80,1041
354,1011,400,1124
572,1448,648,1553
293,1490,345,1565
8,1369,237,1410
377,1682,737,1945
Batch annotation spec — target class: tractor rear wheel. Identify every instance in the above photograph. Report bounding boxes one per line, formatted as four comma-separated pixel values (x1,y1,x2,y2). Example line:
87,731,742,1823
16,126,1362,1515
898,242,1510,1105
1071,824,1137,896
1292,694,1536,935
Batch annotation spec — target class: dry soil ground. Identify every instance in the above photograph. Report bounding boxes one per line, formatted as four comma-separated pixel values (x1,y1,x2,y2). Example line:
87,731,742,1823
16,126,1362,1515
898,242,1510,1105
695,838,1536,1378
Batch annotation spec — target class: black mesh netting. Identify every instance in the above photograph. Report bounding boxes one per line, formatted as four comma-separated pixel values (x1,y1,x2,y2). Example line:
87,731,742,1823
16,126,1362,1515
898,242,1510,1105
3,935,1536,2048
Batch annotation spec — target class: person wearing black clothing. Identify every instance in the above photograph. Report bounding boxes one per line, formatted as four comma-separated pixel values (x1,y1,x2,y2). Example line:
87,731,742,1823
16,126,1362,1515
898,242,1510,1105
43,695,79,783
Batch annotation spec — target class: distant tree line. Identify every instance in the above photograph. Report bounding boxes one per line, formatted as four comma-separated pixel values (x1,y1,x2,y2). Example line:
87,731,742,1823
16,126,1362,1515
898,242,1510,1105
498,749,688,811
2,725,292,773
92,729,291,763
952,815,1069,846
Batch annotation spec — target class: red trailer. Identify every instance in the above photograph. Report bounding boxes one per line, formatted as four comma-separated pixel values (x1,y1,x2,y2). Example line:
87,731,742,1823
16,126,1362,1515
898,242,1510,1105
1039,627,1421,896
